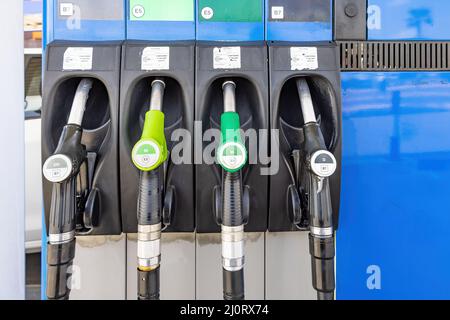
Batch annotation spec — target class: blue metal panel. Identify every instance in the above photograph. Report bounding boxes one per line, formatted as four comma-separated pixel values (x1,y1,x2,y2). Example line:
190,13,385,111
126,1,195,40
337,72,450,299
265,0,332,41
196,1,264,41
50,0,125,41
127,21,195,41
368,0,450,40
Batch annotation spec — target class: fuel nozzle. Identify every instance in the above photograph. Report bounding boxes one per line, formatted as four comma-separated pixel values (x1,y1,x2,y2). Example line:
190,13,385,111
216,80,247,300
132,79,168,300
297,78,337,300
42,78,93,300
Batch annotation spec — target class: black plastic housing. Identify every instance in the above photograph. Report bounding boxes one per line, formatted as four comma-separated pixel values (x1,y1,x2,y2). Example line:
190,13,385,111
195,41,269,233
42,41,122,235
119,41,195,232
268,42,342,232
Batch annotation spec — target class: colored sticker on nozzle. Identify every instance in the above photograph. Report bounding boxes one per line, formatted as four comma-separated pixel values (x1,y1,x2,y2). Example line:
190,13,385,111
218,142,247,171
43,154,72,183
133,140,160,169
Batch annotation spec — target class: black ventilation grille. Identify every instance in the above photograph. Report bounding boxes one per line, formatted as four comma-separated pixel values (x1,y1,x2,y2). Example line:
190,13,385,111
339,41,450,71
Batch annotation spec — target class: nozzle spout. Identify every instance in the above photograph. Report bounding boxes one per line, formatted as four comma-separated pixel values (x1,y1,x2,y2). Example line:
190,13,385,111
296,78,317,124
150,79,166,112
223,81,237,113
67,78,94,126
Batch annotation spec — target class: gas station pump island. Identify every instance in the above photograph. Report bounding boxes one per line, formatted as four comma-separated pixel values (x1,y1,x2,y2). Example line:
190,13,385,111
41,0,450,300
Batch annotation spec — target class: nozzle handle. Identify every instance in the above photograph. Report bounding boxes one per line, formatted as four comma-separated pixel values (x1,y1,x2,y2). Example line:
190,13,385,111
137,170,162,226
48,177,77,236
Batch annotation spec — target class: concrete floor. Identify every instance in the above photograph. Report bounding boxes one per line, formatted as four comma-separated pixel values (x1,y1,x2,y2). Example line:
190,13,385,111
26,253,41,300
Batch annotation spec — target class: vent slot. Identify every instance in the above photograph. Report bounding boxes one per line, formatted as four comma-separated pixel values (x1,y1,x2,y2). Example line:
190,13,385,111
339,41,450,71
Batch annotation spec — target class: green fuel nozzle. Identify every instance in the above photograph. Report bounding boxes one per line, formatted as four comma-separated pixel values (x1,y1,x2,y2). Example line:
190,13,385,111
217,81,247,173
132,80,168,172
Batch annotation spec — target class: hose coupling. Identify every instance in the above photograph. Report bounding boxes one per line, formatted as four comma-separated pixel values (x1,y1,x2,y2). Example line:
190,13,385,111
138,223,161,270
221,225,245,272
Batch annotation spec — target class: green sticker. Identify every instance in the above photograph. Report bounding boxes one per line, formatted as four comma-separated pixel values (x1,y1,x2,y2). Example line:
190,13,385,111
130,0,194,21
199,0,262,22
137,144,156,155
224,145,242,156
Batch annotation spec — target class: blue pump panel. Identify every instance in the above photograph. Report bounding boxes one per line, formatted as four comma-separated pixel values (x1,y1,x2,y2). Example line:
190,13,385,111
265,0,332,41
48,0,125,41
126,0,196,40
337,72,450,299
196,0,264,41
368,0,450,40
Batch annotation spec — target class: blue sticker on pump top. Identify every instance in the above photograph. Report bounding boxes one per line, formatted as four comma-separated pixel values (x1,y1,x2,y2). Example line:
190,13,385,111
50,0,125,42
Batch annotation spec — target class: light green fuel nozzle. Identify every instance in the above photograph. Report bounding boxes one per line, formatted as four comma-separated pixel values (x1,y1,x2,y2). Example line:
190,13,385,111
132,80,168,171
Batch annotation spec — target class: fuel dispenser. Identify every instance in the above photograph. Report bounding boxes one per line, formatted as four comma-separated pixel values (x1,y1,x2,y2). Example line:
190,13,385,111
41,0,125,299
120,0,196,299
337,0,450,299
267,0,342,299
195,0,268,300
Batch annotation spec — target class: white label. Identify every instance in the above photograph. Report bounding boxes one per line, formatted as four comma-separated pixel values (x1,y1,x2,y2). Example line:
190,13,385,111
271,6,284,19
213,47,241,69
63,47,93,71
290,47,318,71
132,5,145,18
201,7,214,20
60,3,74,16
43,155,72,183
141,47,170,71
133,141,161,169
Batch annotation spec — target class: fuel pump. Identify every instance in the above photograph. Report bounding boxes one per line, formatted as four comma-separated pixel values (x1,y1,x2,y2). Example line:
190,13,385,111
216,81,248,300
266,0,342,300
42,0,124,298
296,78,337,300
195,0,268,299
42,79,94,300
131,79,168,300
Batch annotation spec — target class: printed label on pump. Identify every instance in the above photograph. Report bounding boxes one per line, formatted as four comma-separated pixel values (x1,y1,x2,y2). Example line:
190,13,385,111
59,3,74,16
63,47,93,71
290,47,318,70
141,47,170,71
213,47,241,69
271,6,284,20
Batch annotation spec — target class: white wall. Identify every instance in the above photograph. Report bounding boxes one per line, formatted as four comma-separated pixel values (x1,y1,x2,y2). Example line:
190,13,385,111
0,0,25,300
